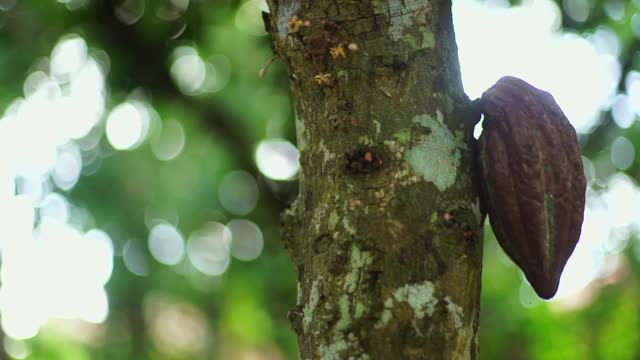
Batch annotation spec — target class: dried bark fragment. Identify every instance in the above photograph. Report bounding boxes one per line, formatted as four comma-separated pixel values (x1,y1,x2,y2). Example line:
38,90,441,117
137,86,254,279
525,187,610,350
478,76,587,299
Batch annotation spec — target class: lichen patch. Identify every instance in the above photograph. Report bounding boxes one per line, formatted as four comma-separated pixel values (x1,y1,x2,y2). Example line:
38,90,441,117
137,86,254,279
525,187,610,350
335,295,352,331
405,114,461,191
375,280,438,328
329,210,340,230
318,333,348,360
393,281,438,318
445,296,464,329
303,280,321,333
295,115,307,151
342,218,356,235
344,246,373,293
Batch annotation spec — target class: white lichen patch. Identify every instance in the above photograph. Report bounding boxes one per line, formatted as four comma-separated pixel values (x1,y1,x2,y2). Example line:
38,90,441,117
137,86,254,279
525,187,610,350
295,115,307,152
376,309,393,329
445,296,464,329
319,140,336,171
319,333,348,360
319,332,369,360
335,295,352,331
303,280,321,333
375,280,438,328
342,218,356,235
406,114,461,191
344,246,373,293
393,281,437,318
373,120,381,134
313,203,328,232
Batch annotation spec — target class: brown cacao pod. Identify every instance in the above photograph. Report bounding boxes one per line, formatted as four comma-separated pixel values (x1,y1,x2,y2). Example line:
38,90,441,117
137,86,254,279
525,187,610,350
477,76,587,299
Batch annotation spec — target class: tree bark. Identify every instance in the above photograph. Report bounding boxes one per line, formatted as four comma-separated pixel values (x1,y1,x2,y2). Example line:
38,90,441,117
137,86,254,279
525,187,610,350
265,1,483,358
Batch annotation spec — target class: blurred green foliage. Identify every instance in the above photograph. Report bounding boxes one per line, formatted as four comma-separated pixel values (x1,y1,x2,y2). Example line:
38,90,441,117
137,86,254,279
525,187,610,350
0,0,639,359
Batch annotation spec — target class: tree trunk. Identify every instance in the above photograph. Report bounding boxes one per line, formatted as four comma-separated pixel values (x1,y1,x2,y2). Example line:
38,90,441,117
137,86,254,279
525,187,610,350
265,1,484,358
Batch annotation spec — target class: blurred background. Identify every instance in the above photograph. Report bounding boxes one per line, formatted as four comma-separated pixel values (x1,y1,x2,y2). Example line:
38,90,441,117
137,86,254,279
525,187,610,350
0,0,636,359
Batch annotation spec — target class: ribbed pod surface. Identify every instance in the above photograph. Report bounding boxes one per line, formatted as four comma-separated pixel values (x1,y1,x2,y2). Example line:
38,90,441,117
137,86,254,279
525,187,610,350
478,76,587,299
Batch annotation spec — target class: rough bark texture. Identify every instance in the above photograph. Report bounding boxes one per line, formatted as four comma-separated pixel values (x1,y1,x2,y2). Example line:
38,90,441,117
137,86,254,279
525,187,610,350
265,1,483,359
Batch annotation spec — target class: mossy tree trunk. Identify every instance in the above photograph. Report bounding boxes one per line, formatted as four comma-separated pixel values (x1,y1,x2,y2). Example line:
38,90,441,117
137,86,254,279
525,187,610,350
265,1,483,358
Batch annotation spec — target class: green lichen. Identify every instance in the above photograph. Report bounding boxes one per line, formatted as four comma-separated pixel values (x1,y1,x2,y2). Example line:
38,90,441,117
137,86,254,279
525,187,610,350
329,210,340,230
335,295,352,330
358,135,371,145
296,115,307,151
420,28,435,48
405,114,461,191
454,129,467,150
354,302,366,319
402,34,420,50
393,128,411,144
429,212,438,224
402,28,435,50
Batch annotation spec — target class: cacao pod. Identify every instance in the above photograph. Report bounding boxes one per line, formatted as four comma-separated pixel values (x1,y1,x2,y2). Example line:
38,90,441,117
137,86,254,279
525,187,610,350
477,76,587,299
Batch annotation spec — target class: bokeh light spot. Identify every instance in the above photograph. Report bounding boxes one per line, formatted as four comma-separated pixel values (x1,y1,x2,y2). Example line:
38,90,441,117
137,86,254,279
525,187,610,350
50,35,88,81
611,94,635,128
38,192,69,223
148,223,185,266
115,0,145,25
150,119,186,161
106,101,150,150
144,293,211,356
123,240,150,277
625,70,640,114
610,136,635,170
235,0,269,36
228,219,264,261
187,222,231,276
203,55,231,93
562,0,590,23
219,171,259,216
170,46,206,96
255,139,300,181
52,142,82,190
3,338,29,359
